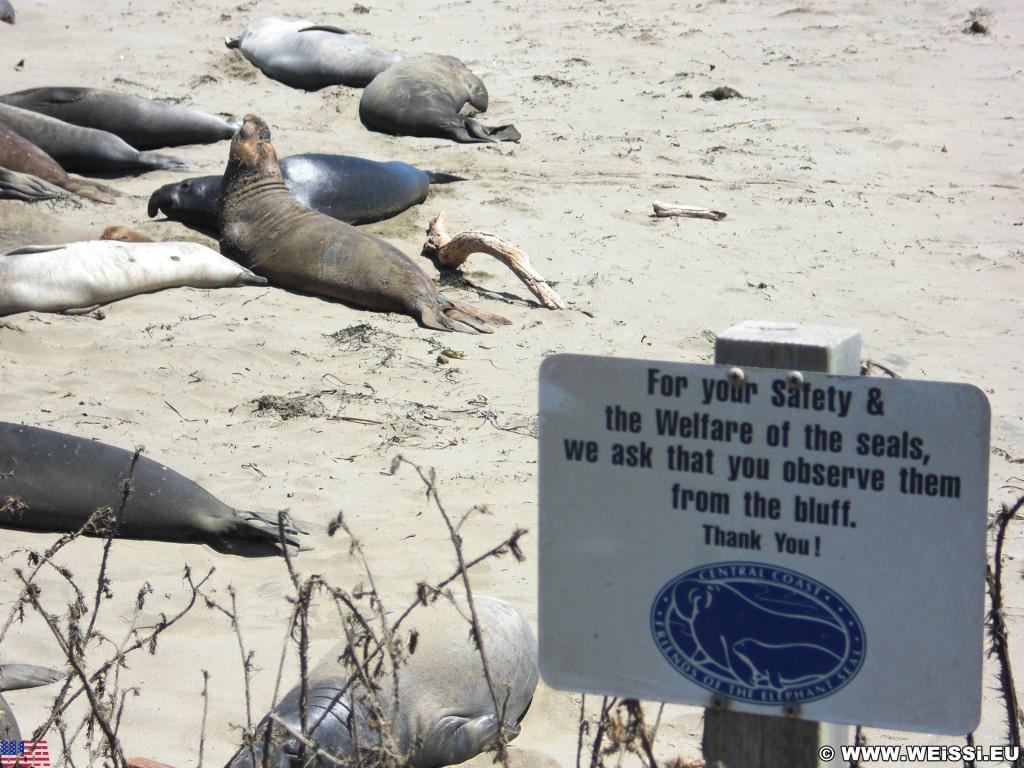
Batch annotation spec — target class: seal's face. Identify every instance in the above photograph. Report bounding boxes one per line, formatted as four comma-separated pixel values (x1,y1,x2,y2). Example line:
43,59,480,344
230,114,280,172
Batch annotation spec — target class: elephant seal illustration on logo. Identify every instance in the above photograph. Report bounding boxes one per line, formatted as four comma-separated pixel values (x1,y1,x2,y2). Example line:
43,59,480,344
651,562,865,704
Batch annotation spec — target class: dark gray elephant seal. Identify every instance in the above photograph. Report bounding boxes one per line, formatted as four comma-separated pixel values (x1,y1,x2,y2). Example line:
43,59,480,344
0,0,13,24
0,104,188,173
0,663,63,741
226,17,401,90
359,54,520,143
148,153,464,232
0,87,240,149
226,594,538,768
220,115,509,332
0,422,310,553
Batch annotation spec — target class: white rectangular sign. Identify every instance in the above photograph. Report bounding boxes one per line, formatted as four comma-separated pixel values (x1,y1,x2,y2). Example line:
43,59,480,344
538,354,990,734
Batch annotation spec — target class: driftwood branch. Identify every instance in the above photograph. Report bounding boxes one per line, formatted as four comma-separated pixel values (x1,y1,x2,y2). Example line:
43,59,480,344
652,200,727,221
423,212,566,310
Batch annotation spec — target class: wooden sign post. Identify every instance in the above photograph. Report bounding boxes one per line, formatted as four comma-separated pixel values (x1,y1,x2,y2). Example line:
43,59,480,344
704,321,860,768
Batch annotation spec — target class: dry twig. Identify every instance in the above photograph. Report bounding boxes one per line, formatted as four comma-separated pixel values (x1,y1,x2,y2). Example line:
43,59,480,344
652,201,727,221
986,494,1024,767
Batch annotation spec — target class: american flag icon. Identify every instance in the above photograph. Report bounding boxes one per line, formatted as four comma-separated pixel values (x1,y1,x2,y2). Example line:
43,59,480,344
0,740,49,767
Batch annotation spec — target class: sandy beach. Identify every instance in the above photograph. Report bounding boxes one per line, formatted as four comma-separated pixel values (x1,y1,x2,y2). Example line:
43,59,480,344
2,0,1023,766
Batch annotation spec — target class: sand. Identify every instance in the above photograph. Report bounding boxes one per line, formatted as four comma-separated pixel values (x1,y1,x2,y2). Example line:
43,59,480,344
1,0,1023,766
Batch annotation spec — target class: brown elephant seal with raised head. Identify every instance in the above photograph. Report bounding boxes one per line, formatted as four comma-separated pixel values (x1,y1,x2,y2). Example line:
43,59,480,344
220,115,509,332
359,54,520,144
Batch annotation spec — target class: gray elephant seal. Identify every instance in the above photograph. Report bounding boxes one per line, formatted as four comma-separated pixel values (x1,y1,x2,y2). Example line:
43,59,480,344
0,103,188,173
0,87,240,149
0,0,13,24
0,663,62,741
226,17,401,90
220,115,509,332
148,153,464,232
0,422,310,553
0,240,267,315
0,125,119,203
226,594,538,768
359,54,521,143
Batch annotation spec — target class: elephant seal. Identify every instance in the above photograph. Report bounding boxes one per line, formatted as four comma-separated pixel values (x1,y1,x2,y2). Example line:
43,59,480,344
148,153,464,232
0,125,119,203
731,639,843,688
0,87,240,149
226,594,538,768
0,0,13,24
0,663,63,741
100,225,154,242
0,422,311,553
220,115,509,332
0,240,267,315
0,104,188,174
225,17,401,90
359,55,521,143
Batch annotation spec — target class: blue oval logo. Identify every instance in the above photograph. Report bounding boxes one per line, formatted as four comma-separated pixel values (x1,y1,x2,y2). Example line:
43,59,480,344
651,561,865,705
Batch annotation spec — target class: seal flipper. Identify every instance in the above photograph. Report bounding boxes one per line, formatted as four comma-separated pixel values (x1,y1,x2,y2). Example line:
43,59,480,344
0,664,63,691
465,119,521,144
425,171,467,185
415,295,508,334
232,271,270,287
445,297,511,329
234,510,316,551
3,243,68,255
65,174,121,204
0,169,67,202
38,87,89,106
297,24,352,35
62,304,102,315
136,151,191,172
422,714,520,766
